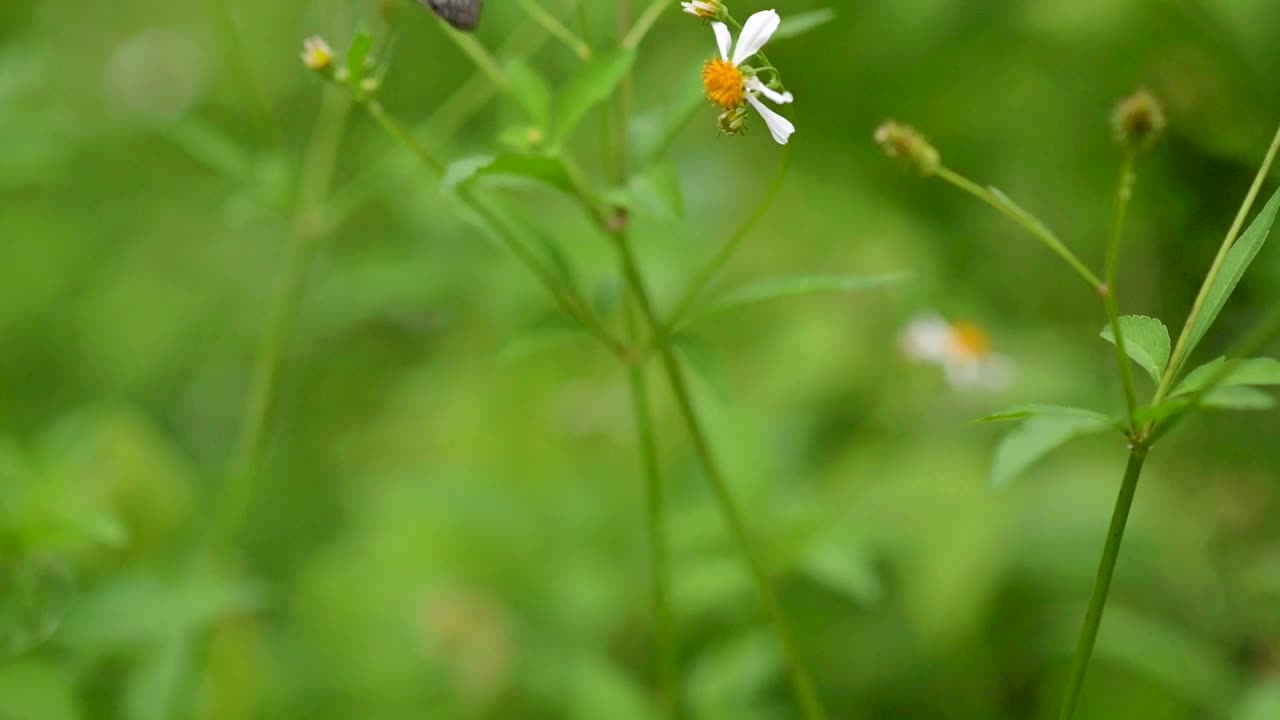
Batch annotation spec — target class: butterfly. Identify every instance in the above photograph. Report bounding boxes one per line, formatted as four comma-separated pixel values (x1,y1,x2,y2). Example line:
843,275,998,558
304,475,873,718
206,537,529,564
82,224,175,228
421,0,483,31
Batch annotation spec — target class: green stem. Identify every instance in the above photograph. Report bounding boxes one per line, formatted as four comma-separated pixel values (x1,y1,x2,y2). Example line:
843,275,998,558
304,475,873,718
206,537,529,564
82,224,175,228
212,87,350,549
442,25,509,91
1058,451,1149,720
622,0,671,50
1152,123,1280,406
935,166,1104,292
612,231,827,720
364,100,629,358
518,0,593,59
1103,154,1140,428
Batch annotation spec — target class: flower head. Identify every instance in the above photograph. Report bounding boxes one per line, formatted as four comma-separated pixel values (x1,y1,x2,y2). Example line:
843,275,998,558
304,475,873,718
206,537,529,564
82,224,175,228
301,35,333,72
682,0,724,21
701,10,795,145
900,313,1014,391
875,120,940,175
1112,88,1166,153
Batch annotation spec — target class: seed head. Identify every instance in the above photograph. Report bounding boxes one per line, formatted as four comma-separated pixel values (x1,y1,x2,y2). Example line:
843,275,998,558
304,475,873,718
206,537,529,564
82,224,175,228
874,120,940,176
1112,89,1166,153
717,106,750,136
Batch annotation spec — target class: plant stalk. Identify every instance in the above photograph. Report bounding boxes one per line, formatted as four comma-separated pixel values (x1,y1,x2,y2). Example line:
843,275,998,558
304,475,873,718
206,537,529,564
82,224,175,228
1103,153,1140,427
1058,451,1148,720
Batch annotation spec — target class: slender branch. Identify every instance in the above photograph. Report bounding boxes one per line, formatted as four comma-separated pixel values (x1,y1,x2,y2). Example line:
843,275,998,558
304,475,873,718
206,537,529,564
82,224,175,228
1152,123,1280,405
441,24,509,91
518,0,593,60
935,166,1104,291
1103,154,1140,427
1058,451,1149,720
622,0,671,50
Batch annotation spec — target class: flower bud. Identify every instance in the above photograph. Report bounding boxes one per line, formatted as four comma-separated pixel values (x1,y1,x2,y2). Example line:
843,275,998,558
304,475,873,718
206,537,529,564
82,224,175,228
681,0,726,21
1111,89,1166,153
874,120,940,176
300,35,333,72
717,106,750,136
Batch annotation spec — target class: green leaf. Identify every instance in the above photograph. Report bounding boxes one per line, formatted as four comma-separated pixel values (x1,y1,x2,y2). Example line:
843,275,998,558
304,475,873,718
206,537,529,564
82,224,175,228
673,334,731,403
345,30,373,91
692,272,909,320
441,153,576,195
0,660,81,720
1100,315,1171,383
972,404,1120,427
1172,356,1280,396
1182,185,1280,364
1137,385,1276,424
990,415,1115,488
771,8,839,39
798,542,881,606
604,161,685,221
553,48,637,147
497,319,587,365
505,59,551,129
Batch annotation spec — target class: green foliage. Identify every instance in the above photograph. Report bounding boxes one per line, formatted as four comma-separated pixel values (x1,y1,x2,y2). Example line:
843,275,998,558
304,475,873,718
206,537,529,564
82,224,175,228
552,48,637,148
989,414,1117,488
1100,315,1171,384
691,272,909,321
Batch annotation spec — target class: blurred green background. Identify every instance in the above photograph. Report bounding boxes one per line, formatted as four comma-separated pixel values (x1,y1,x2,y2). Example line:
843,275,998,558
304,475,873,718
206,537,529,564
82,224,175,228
3,0,1280,718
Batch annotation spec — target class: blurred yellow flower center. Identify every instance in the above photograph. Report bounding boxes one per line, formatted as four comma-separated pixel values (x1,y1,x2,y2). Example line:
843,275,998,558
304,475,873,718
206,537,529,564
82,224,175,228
703,59,744,110
950,323,991,359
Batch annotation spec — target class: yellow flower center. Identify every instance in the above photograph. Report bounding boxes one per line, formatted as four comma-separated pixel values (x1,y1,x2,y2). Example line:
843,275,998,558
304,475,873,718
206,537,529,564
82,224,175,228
702,58,744,110
949,323,992,359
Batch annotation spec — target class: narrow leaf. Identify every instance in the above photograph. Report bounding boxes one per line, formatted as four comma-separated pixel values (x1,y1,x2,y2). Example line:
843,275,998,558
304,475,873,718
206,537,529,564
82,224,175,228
345,30,373,90
772,8,839,39
1100,315,1171,383
673,334,732,403
441,153,576,195
972,404,1119,427
553,48,637,146
505,59,551,128
692,272,909,320
1172,356,1280,396
990,415,1114,489
1182,185,1280,363
1136,385,1277,424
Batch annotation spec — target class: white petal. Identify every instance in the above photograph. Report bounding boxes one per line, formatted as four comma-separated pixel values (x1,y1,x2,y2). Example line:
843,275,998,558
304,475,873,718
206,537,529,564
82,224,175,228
711,22,732,61
943,359,984,390
745,76,793,105
732,9,780,66
746,93,795,145
899,313,952,363
682,4,697,15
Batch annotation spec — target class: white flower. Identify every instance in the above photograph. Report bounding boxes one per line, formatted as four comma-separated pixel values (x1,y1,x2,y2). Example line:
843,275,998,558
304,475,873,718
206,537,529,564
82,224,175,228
900,313,1014,391
681,0,722,20
701,10,796,145
300,35,333,72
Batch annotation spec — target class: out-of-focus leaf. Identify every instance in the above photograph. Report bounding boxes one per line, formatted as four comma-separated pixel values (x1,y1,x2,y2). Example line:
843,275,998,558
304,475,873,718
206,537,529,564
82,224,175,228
345,30,373,91
1136,385,1276,425
497,319,588,365
1172,356,1280,396
505,58,551,129
162,120,252,182
990,415,1115,488
798,541,881,606
1100,315,1171,383
0,556,76,658
771,8,839,39
973,404,1120,427
553,48,637,147
0,659,81,720
608,160,685,221
673,334,732,403
688,632,780,720
568,654,653,720
441,153,576,195
1238,680,1280,720
1181,185,1280,365
692,272,908,320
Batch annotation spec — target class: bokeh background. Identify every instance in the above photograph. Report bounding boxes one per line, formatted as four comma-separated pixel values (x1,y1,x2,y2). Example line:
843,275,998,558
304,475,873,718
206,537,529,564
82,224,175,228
4,0,1280,718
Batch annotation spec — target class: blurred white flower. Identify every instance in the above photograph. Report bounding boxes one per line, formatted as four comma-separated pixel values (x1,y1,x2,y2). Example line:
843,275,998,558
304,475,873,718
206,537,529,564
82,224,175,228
702,10,796,144
900,313,1014,391
102,29,204,120
300,35,334,72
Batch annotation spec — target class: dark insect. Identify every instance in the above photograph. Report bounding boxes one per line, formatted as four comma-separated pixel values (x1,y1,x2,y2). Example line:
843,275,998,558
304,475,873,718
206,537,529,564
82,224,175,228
421,0,483,31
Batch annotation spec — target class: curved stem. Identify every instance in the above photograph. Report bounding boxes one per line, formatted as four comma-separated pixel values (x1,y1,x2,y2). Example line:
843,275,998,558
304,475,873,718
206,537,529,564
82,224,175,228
1058,451,1148,720
518,0,593,59
1103,154,1140,428
1152,123,1280,406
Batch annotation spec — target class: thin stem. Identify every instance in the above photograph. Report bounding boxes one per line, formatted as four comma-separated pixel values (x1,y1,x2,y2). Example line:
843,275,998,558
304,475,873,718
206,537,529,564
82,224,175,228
364,100,629,358
1058,451,1149,720
622,0,672,50
1152,123,1280,405
518,0,593,60
1103,154,1140,427
935,166,1104,291
212,87,350,549
441,24,509,91
209,0,279,145
660,145,792,339
612,231,827,720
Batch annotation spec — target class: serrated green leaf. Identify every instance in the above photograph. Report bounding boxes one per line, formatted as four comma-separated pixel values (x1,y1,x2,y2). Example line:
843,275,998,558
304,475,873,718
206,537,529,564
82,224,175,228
771,8,839,39
1182,185,1280,365
990,415,1114,488
345,30,373,91
553,48,637,147
673,334,731,403
441,153,576,195
1100,315,1171,383
1136,385,1277,424
692,272,909,320
1172,356,1280,396
505,59,551,129
972,404,1120,427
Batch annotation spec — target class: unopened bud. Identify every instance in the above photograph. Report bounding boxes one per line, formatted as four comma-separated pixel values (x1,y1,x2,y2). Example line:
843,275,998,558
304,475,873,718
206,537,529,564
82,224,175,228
1112,89,1166,153
717,106,749,136
874,120,940,176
